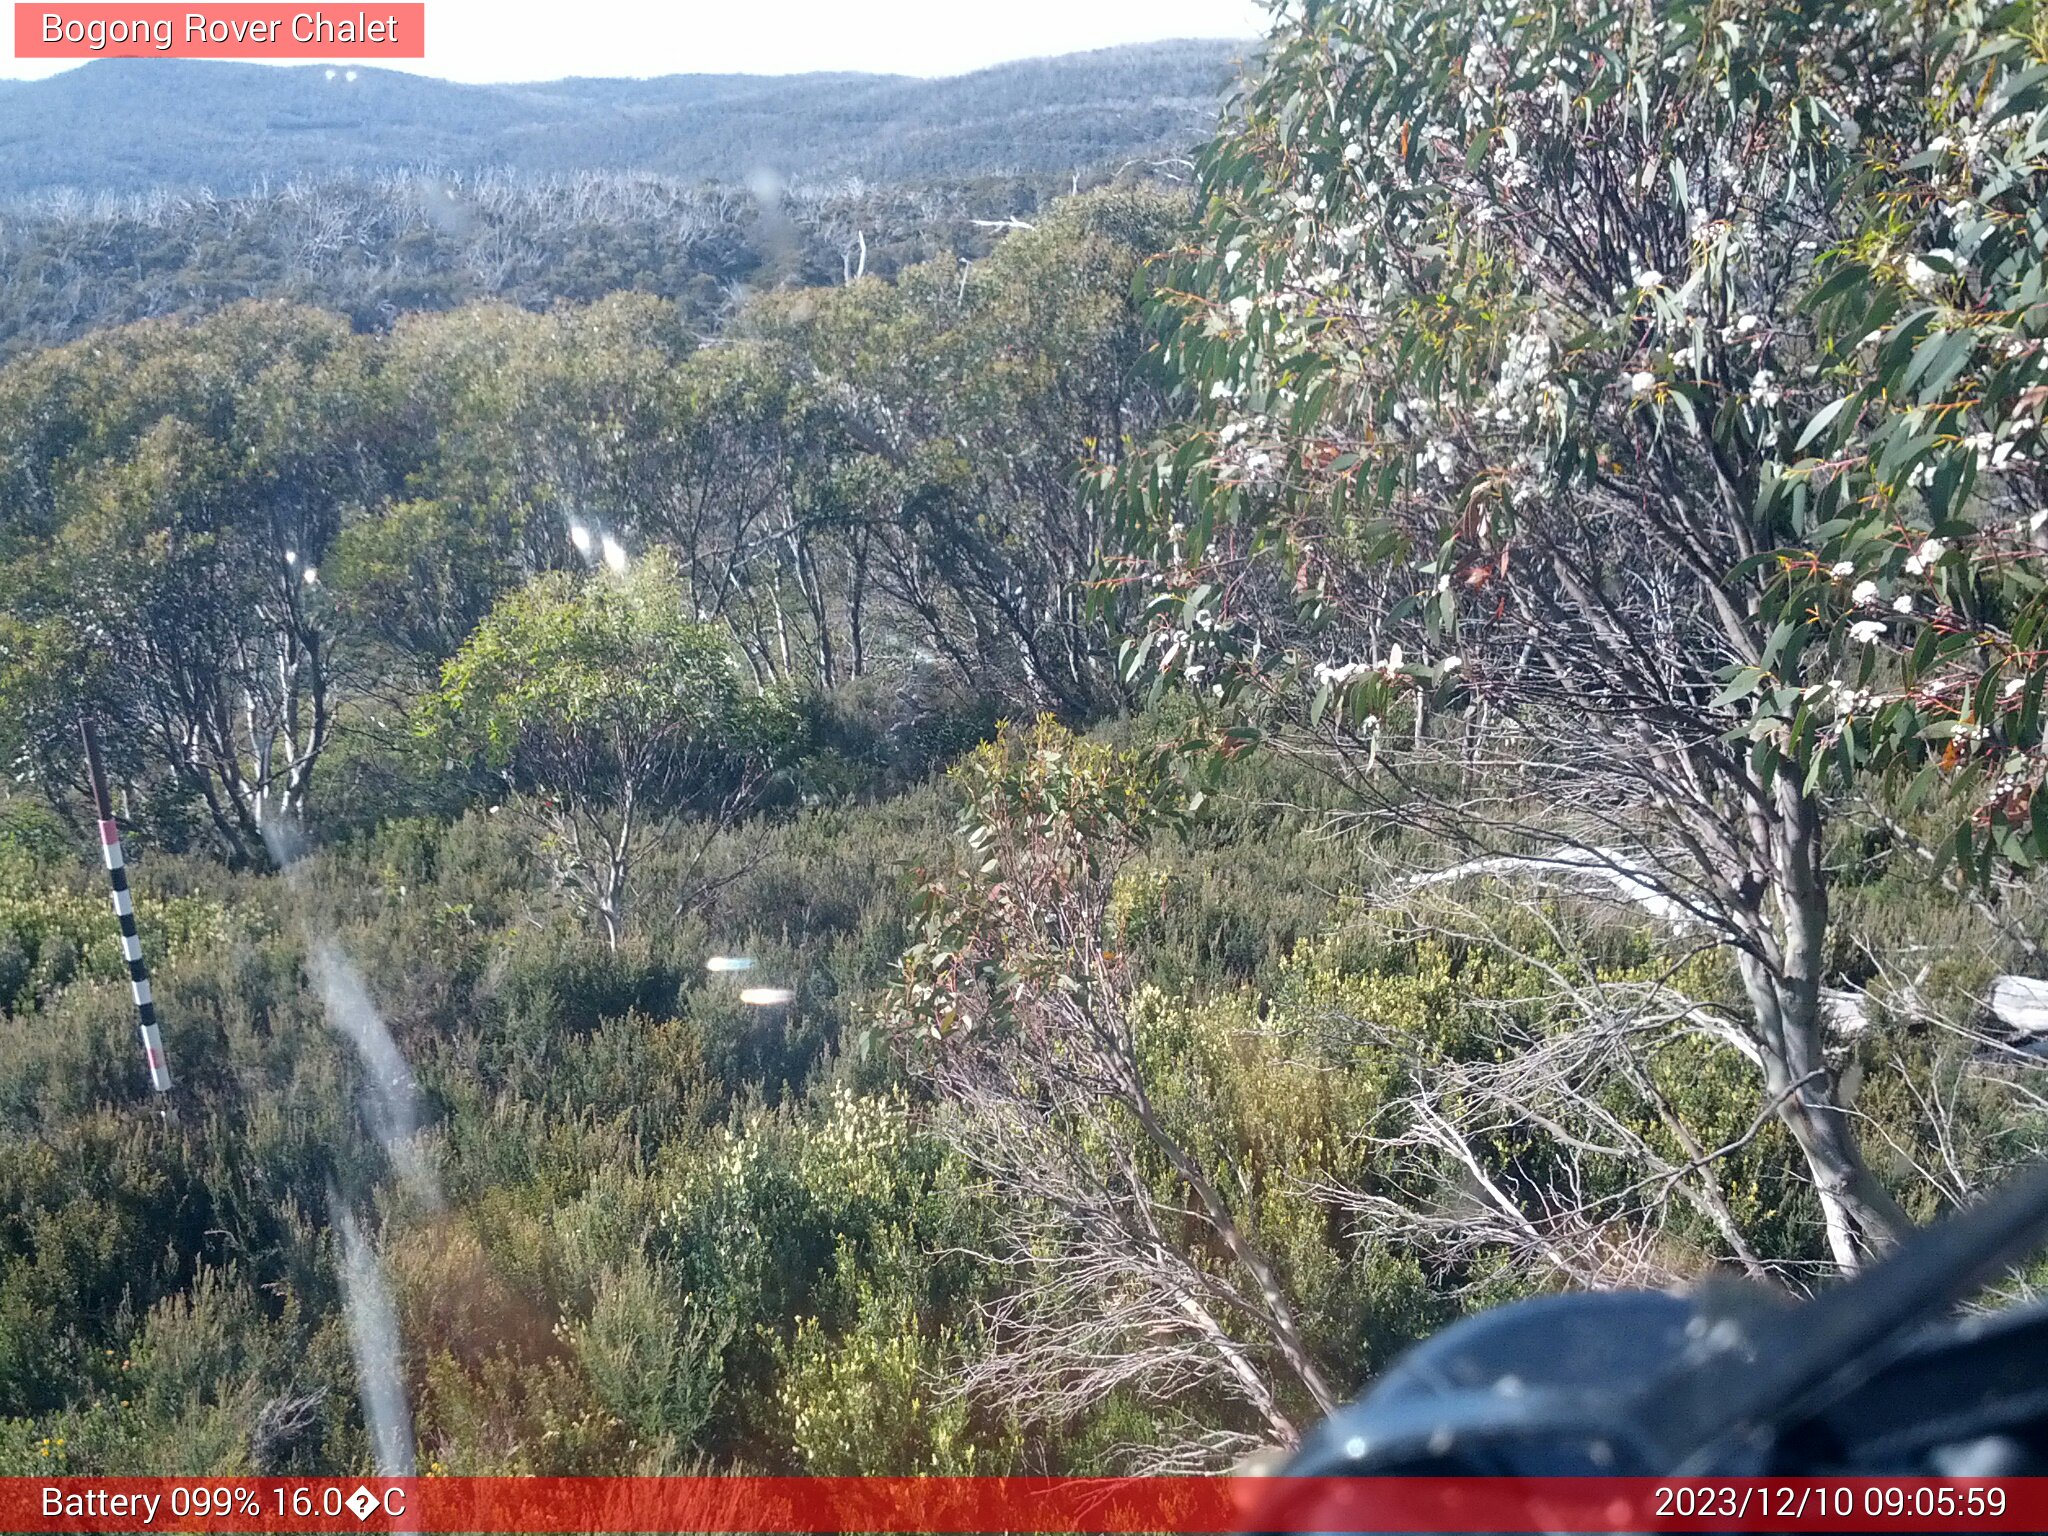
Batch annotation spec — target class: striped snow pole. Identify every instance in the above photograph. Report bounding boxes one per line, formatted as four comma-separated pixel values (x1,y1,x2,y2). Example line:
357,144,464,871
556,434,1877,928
80,720,174,1097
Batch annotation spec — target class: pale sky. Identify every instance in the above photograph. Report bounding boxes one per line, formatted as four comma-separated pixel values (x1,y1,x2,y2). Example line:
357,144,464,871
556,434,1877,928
3,0,1273,82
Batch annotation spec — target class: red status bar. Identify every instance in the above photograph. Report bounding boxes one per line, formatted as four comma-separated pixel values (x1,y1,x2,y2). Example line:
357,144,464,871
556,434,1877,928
1,1476,2038,1533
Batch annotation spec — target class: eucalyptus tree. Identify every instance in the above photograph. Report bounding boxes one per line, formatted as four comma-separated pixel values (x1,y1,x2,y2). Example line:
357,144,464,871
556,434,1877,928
420,551,795,948
761,189,1184,713
0,303,395,861
1109,0,2048,1268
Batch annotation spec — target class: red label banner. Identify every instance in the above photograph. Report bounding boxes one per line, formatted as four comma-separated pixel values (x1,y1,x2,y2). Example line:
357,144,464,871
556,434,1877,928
15,5,425,58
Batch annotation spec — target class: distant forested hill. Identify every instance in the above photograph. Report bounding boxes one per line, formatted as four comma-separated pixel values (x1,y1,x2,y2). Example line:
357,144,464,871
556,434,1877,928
0,40,1244,198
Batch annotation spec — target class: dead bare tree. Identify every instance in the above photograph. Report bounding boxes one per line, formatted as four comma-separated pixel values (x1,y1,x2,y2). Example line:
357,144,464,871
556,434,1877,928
931,1054,1307,1461
1304,892,1806,1296
1277,688,1917,1274
893,721,1335,1463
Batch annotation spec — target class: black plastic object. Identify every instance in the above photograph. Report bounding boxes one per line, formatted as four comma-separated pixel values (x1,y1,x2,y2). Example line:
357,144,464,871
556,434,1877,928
1259,1160,2048,1526
1283,1291,1704,1479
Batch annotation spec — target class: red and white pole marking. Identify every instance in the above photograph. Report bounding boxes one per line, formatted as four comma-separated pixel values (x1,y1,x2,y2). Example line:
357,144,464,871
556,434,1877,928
81,720,174,1096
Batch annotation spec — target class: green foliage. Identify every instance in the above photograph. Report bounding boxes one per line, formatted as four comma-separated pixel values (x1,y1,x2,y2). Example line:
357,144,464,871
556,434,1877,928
0,843,247,1018
0,188,1172,864
1111,0,2048,879
0,301,395,860
328,499,517,678
1093,0,2048,1271
2,697,2043,1474
5,54,2048,1482
893,716,1191,1041
424,550,785,797
1758,8,2048,875
745,188,1185,711
776,1277,988,1475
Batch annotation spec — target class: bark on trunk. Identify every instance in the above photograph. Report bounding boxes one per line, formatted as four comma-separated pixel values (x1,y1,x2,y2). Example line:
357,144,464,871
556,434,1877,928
1736,777,1914,1271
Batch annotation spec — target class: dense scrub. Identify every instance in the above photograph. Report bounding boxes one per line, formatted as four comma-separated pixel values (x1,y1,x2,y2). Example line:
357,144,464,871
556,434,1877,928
4,724,2040,1474
0,740,1356,1471
7,0,2048,1476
